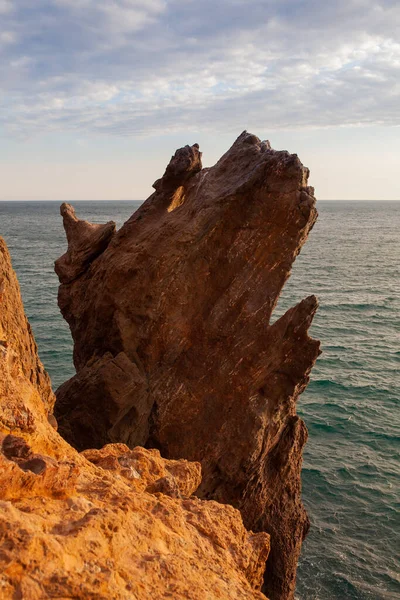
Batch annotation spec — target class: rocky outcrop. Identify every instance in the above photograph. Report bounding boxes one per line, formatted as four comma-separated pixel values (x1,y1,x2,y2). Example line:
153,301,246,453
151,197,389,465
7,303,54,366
55,131,321,600
0,239,55,421
55,203,116,284
0,236,270,599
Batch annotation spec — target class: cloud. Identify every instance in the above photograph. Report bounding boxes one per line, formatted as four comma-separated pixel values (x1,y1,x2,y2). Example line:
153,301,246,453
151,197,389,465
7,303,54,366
1,0,399,138
0,0,13,14
0,30,16,45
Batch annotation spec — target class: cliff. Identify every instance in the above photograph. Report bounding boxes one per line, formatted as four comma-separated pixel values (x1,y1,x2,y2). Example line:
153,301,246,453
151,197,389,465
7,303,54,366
0,236,270,599
54,131,321,600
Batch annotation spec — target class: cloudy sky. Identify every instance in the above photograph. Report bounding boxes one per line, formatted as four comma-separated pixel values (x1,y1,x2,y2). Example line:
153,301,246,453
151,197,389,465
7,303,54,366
1,0,399,200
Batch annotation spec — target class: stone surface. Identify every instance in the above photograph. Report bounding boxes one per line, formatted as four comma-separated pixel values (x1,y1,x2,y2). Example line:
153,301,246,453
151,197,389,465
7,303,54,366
55,202,116,284
55,351,151,451
55,131,321,600
0,236,270,599
0,238,55,420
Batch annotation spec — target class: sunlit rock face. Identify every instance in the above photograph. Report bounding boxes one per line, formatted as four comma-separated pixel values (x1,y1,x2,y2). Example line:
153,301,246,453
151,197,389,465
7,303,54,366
54,131,320,600
0,236,270,600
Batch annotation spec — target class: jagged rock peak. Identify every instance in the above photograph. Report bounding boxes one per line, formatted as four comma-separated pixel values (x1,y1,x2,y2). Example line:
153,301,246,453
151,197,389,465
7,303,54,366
153,142,202,193
0,237,55,420
54,131,320,600
54,202,116,284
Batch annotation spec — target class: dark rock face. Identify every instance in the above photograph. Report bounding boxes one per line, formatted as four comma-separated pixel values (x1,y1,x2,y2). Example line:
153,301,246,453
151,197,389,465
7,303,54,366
55,131,321,600
55,351,151,452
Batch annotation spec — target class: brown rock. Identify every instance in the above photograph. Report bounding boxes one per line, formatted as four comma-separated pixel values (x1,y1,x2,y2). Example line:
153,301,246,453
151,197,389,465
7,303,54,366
153,142,202,193
55,351,151,451
0,236,269,599
54,131,321,599
55,202,116,284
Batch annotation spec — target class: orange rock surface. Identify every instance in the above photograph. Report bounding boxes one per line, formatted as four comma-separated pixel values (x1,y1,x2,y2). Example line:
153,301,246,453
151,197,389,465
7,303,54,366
0,237,270,599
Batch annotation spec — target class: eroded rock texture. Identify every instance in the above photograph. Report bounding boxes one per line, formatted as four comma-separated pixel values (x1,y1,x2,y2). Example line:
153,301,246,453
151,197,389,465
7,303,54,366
0,239,55,424
0,236,270,599
55,131,321,600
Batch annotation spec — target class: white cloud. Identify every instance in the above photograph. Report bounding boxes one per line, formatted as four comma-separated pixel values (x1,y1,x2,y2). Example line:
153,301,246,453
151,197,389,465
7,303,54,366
0,0,399,138
0,30,16,44
0,0,13,14
55,0,166,33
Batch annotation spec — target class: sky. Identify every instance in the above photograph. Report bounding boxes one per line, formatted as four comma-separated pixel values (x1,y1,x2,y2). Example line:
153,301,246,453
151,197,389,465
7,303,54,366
0,0,399,201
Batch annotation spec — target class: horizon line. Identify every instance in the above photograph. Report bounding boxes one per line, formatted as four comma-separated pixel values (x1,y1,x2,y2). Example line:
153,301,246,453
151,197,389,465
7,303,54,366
0,199,399,203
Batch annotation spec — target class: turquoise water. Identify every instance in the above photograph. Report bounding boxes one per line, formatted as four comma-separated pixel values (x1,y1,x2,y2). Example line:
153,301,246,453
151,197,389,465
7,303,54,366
0,200,399,599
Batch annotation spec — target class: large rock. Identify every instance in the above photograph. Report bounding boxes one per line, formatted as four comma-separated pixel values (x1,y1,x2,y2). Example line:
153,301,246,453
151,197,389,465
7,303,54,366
55,131,321,600
0,236,269,599
0,238,55,422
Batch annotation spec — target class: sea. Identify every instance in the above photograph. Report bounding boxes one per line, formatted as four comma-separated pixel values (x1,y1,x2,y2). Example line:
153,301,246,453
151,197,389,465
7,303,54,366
0,200,399,600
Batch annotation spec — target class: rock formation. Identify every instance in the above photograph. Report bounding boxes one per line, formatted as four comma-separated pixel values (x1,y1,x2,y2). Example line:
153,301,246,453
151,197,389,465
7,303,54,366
55,131,321,600
0,236,270,599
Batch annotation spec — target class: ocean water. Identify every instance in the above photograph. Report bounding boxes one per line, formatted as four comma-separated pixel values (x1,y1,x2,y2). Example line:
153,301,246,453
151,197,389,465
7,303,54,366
0,200,399,600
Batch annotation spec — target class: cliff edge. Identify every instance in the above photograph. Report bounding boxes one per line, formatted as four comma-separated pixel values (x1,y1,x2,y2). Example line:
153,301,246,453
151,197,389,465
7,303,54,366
0,236,270,599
